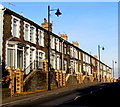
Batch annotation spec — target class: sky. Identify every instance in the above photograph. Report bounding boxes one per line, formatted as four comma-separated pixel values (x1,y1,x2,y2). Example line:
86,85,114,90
1,2,118,78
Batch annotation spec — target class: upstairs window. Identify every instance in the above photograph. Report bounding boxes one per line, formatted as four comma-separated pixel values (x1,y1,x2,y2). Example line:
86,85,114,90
30,26,36,43
79,51,81,60
51,36,55,49
30,27,34,42
70,46,73,57
56,38,59,52
74,49,78,59
64,44,67,54
38,30,44,47
59,42,62,53
12,16,20,38
24,23,30,41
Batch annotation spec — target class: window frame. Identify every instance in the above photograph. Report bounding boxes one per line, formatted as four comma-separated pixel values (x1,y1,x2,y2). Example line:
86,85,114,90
11,15,20,38
24,21,30,41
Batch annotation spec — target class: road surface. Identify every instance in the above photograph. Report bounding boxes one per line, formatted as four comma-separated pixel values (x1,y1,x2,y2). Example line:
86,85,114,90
2,82,120,107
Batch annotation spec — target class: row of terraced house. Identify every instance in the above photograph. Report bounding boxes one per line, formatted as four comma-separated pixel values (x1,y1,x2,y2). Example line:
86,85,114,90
0,4,112,88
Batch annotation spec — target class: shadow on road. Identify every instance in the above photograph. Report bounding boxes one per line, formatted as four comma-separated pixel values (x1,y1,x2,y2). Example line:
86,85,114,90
58,82,120,107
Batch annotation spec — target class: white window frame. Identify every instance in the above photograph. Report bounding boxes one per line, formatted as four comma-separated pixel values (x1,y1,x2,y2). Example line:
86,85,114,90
64,59,67,71
38,29,44,47
56,55,60,70
51,36,55,49
30,26,36,44
38,50,45,68
6,42,24,69
50,53,55,69
24,21,30,41
56,38,59,52
79,51,81,60
11,15,20,38
70,46,73,58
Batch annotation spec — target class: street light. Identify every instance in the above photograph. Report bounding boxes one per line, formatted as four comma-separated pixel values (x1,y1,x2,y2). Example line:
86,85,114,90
98,45,105,61
48,5,62,90
98,45,104,82
112,60,117,78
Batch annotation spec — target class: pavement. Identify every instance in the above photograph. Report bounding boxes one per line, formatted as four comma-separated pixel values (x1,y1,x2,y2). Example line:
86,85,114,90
2,82,101,107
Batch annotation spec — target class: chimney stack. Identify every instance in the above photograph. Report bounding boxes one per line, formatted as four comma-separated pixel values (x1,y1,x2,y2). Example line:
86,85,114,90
41,18,52,32
60,34,68,41
94,56,98,59
72,41,79,47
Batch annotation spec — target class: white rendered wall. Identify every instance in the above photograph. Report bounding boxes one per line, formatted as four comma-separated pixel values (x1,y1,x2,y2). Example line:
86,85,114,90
0,5,5,66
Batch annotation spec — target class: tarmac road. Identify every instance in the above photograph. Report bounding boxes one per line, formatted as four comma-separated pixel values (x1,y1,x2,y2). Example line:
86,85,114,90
59,82,120,107
2,82,120,107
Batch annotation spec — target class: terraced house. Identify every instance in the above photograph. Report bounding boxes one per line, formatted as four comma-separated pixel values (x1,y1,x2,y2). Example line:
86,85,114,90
0,5,112,93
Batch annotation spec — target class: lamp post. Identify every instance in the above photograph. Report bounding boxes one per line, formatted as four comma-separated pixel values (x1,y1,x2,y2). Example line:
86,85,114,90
47,5,62,90
98,45,104,61
112,60,117,78
98,45,104,82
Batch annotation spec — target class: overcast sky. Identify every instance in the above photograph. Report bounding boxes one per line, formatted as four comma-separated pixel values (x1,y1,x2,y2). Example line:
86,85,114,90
1,2,118,78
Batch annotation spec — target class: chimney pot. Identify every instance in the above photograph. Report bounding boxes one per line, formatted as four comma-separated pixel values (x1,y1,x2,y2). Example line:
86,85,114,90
72,41,79,47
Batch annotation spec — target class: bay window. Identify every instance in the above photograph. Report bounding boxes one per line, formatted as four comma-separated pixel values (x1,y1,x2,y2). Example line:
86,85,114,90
38,50,45,68
7,43,24,69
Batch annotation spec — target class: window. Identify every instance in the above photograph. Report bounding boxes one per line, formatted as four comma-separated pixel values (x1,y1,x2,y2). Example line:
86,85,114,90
83,53,87,62
17,50,23,68
30,27,34,42
38,30,44,47
79,51,81,60
12,17,20,38
64,44,67,54
7,43,24,69
56,38,59,52
51,36,55,49
38,50,45,68
74,49,78,59
50,54,55,69
79,64,81,72
59,42,62,53
56,56,60,70
70,46,73,57
24,23,30,41
30,26,36,43
83,64,87,71
7,47,15,67
64,59,67,71
30,47,36,69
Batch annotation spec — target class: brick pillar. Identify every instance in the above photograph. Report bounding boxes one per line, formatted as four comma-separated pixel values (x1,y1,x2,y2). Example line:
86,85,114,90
62,73,66,86
59,72,63,87
16,69,23,93
43,60,48,72
7,67,15,96
79,73,83,84
77,74,81,84
55,72,59,87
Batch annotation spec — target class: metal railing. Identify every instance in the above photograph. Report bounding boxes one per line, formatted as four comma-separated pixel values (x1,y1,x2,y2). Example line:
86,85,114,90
24,60,43,76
